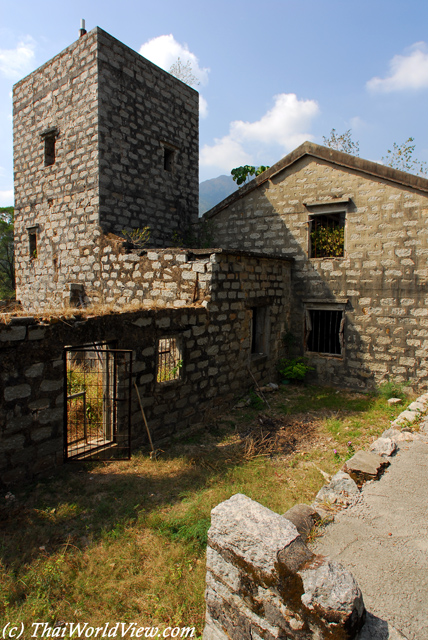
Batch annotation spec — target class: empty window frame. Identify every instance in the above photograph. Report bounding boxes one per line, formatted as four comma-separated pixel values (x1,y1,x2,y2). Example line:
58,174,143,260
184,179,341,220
163,147,175,172
305,309,344,356
157,337,182,383
41,127,59,167
309,212,345,258
28,226,39,259
251,306,269,356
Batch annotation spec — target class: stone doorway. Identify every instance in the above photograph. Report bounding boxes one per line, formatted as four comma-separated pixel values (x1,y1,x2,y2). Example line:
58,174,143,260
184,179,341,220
64,344,132,461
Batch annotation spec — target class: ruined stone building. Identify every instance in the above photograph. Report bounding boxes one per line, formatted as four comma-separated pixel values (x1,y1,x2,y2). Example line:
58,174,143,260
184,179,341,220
3,28,290,482
3,27,428,483
207,142,428,390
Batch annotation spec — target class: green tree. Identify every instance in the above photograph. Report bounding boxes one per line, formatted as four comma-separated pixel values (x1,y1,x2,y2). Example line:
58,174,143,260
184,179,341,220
231,165,270,186
0,207,15,299
323,128,360,156
382,137,428,176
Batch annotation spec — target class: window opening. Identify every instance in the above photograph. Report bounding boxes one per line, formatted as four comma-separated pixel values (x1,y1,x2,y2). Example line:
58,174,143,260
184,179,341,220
157,337,182,383
309,212,345,258
251,307,269,355
305,309,344,356
29,231,37,259
44,134,56,166
41,127,59,167
64,343,132,461
164,147,175,172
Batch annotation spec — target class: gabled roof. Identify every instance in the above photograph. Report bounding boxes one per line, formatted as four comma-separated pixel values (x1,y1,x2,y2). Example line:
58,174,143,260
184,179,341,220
205,141,428,218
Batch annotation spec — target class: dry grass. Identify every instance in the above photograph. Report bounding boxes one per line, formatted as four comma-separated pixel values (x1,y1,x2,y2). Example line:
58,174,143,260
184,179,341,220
0,384,410,635
0,301,204,325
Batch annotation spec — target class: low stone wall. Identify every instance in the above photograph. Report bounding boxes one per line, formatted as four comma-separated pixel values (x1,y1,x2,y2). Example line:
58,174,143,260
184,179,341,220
203,494,365,640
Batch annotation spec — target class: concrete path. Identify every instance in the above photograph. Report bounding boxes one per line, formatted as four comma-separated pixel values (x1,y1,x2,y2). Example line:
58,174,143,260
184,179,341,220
310,435,428,640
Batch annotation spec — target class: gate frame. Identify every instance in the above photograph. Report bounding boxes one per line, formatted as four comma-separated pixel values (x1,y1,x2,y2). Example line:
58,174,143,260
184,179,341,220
63,343,133,462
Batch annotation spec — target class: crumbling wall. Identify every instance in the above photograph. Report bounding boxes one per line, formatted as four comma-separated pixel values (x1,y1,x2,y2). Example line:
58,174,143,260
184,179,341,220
203,494,365,640
0,252,291,485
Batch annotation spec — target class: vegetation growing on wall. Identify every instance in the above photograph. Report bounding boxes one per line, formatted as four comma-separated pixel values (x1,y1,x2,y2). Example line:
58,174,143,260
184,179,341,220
310,220,345,258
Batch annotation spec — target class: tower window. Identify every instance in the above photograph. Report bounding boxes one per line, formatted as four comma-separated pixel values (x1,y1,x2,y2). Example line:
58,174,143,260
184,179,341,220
41,127,59,167
29,231,38,259
163,147,175,172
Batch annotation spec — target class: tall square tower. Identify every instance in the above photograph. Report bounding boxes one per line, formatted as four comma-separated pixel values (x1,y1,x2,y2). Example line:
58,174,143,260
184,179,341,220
13,27,199,309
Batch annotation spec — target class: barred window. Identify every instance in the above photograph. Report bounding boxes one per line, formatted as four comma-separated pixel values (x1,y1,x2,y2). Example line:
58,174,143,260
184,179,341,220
157,337,182,383
305,309,344,356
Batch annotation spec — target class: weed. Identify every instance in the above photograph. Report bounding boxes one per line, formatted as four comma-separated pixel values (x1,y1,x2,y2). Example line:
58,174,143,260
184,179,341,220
248,390,265,409
278,357,314,381
377,379,410,400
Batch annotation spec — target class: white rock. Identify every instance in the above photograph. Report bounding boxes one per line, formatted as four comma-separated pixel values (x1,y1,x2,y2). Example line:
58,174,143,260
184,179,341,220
369,437,397,457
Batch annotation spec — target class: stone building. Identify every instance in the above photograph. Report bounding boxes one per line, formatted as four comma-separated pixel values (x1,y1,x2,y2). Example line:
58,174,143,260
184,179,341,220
0,250,291,483
206,142,428,390
13,27,199,310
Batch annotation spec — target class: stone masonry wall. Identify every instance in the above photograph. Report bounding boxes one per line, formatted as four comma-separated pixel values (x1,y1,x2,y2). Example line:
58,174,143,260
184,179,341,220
97,28,199,245
13,27,199,311
209,154,428,390
0,253,291,485
204,494,365,640
13,29,100,312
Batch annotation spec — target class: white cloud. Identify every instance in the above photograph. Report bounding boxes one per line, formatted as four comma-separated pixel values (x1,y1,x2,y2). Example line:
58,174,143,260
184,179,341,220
367,42,428,92
139,34,209,86
200,93,319,173
0,190,13,207
0,37,36,79
199,95,208,119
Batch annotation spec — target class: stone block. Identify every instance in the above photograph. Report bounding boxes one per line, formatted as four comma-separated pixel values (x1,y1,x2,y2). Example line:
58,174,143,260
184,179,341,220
369,437,397,457
282,504,321,543
4,384,31,402
204,494,366,640
40,379,63,392
314,470,360,508
343,450,389,485
0,326,26,342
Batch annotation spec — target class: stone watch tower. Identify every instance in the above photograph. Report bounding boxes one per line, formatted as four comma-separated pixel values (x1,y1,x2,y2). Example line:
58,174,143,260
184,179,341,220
13,27,199,310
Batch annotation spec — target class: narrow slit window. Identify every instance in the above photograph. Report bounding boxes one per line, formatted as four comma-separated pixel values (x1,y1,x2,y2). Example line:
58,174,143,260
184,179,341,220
29,232,37,259
251,306,269,355
305,309,344,356
157,337,182,383
44,133,56,166
309,212,345,258
163,147,175,172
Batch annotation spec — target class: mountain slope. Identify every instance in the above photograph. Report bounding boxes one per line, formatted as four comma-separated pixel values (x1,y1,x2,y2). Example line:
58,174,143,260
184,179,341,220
199,174,237,216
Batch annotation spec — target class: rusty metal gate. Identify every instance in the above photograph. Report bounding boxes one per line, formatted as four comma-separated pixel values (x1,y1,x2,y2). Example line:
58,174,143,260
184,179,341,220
64,344,132,461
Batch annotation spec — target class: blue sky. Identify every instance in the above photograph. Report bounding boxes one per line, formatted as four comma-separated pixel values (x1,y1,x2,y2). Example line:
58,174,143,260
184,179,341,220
1,0,428,205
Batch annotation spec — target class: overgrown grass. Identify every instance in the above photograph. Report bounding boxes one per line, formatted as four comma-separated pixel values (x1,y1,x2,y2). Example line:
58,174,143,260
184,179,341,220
0,385,411,635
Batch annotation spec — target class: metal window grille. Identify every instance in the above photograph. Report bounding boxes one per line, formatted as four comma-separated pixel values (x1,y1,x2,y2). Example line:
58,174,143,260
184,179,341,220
305,309,344,355
157,337,182,383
